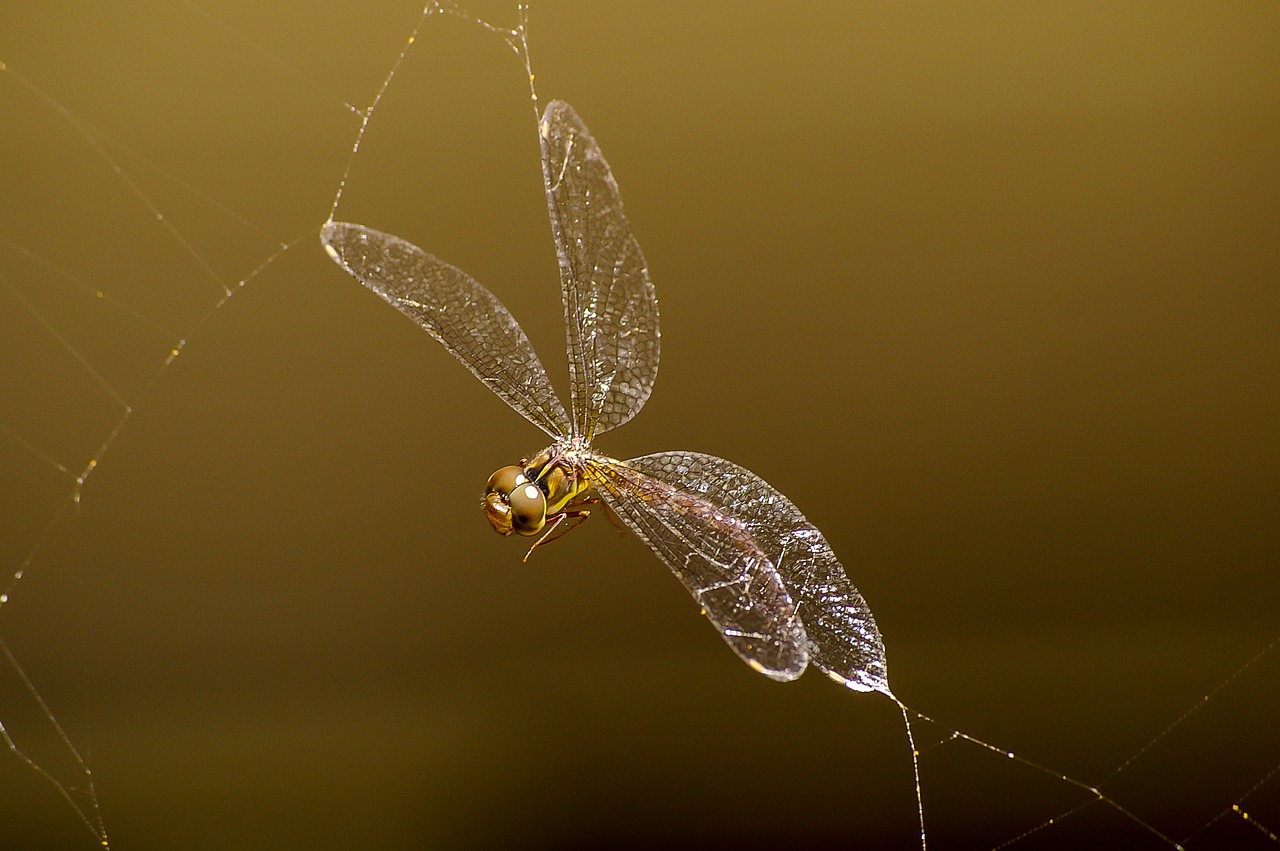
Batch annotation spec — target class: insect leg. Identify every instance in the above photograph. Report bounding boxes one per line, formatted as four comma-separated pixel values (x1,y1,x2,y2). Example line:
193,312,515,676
522,508,591,562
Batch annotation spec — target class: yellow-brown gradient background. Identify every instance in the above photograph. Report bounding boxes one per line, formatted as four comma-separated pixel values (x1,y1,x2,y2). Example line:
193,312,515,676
1,2,1276,848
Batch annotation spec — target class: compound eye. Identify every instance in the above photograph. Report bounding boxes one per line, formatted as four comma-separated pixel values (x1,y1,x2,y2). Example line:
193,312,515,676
485,465,528,496
507,482,547,536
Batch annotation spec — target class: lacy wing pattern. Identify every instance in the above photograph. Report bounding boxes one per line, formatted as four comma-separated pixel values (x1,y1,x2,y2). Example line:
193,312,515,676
538,100,660,440
621,451,888,694
322,221,571,438
585,452,809,681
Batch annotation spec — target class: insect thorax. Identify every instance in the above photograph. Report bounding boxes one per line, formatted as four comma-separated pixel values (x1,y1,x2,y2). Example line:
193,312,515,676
482,439,594,536
525,440,593,517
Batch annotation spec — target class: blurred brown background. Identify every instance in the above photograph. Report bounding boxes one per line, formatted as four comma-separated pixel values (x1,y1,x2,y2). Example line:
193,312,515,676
1,2,1277,849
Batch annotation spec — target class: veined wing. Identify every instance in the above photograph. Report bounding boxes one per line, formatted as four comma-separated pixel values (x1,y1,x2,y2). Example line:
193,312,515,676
321,221,571,438
539,100,660,441
584,453,808,681
616,452,889,695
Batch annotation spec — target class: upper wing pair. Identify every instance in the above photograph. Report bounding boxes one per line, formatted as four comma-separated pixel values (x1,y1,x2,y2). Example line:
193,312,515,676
320,100,658,443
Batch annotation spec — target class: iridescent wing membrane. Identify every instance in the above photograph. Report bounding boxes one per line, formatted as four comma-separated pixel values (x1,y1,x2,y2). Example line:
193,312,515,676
584,453,810,680
592,452,888,693
321,97,887,693
320,221,571,438
539,101,660,441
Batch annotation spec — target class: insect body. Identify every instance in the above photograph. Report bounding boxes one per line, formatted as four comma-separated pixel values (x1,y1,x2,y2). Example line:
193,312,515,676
322,98,889,696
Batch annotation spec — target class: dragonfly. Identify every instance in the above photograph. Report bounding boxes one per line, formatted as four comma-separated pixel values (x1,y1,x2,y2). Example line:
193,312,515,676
321,99,888,695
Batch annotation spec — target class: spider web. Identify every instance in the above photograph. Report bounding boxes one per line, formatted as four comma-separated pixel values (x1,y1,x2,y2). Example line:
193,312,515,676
2,2,1277,849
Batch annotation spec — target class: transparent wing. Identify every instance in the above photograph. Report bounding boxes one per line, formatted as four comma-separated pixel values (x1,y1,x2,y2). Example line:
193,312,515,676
584,453,809,681
539,100,660,441
321,221,571,438
617,452,889,695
